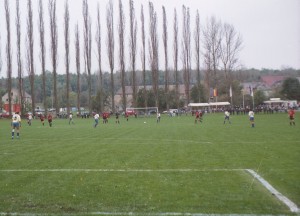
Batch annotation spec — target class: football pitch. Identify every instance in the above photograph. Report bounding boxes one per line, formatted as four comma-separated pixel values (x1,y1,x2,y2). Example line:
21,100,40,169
0,112,299,215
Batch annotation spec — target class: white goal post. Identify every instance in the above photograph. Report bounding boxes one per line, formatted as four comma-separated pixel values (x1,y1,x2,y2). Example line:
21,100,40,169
126,107,158,117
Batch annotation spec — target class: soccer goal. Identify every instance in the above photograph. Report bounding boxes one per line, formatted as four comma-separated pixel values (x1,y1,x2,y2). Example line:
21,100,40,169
126,107,158,117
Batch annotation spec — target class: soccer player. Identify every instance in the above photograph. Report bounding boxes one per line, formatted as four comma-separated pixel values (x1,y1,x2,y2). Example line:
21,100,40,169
11,112,21,139
115,112,120,124
125,112,129,121
27,113,32,126
102,112,108,124
157,112,161,123
199,110,203,123
94,113,100,128
47,114,53,127
195,111,200,124
288,108,296,126
248,110,255,128
40,114,45,126
69,113,75,125
224,110,231,124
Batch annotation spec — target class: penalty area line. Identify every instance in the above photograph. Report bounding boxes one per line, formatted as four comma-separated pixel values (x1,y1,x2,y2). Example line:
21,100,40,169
245,169,299,213
0,168,243,172
0,168,298,213
0,213,290,216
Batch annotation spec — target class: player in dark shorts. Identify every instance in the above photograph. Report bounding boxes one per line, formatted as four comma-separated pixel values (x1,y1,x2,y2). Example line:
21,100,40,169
199,110,203,123
195,111,200,124
115,112,120,124
47,114,53,127
103,113,108,124
40,114,45,126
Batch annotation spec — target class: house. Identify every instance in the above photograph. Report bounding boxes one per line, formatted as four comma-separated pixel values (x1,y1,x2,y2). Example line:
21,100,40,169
2,88,32,113
260,75,286,88
114,84,188,108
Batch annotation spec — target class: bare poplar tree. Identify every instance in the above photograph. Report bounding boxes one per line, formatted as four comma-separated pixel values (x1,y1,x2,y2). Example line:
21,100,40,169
0,33,2,75
182,5,191,104
95,3,103,111
118,0,126,110
148,2,159,107
27,0,36,116
106,0,115,112
16,0,24,115
5,0,12,115
75,23,81,115
220,23,243,86
173,8,179,108
38,0,47,116
140,4,147,108
162,6,169,109
129,0,137,108
49,0,58,113
194,9,201,102
82,0,92,113
203,16,222,93
203,47,212,101
64,0,70,114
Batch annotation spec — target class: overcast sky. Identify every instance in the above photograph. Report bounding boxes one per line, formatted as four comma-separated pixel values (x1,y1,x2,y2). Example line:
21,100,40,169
0,0,299,77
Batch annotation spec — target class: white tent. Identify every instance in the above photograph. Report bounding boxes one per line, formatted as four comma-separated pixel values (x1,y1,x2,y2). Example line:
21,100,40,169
209,102,230,106
188,103,210,107
188,102,230,107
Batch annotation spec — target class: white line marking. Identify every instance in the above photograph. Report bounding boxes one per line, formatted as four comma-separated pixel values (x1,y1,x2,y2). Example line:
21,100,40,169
246,169,299,213
0,169,298,214
0,213,288,216
17,137,212,144
0,168,243,172
104,138,212,144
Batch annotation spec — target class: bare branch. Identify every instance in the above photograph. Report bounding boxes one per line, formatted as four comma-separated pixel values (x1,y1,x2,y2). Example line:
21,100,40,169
173,8,179,107
194,10,200,86
118,0,126,110
106,0,115,112
38,0,47,114
220,23,243,84
140,4,147,107
15,0,25,114
48,0,58,113
82,0,92,113
64,0,70,114
148,2,159,107
5,0,12,115
182,5,191,104
129,0,137,107
95,3,103,111
27,0,36,116
75,23,81,115
162,6,169,109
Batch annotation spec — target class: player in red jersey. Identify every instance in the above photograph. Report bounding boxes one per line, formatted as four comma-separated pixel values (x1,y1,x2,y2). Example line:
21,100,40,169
195,111,200,124
40,114,45,126
288,108,296,126
47,114,53,127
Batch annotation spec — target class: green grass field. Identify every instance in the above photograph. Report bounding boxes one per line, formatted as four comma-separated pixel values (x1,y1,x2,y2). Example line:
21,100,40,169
0,112,299,215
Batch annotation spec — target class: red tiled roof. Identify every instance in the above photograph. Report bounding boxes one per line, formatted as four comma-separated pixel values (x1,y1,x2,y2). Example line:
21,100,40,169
261,75,286,87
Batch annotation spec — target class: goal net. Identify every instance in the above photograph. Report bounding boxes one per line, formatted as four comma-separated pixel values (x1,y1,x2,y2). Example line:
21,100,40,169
126,107,158,117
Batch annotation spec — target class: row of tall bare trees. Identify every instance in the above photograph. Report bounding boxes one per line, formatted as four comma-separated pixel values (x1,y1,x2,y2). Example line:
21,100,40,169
1,0,242,115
